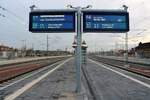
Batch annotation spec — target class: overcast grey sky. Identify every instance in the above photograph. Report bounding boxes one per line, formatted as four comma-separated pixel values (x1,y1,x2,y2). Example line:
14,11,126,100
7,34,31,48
0,0,150,51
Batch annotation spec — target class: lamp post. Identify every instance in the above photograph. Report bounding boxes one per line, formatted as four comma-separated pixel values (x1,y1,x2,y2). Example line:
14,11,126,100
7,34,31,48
123,5,129,66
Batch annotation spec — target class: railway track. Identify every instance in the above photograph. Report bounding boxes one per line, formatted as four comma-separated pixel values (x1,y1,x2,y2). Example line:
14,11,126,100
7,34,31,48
89,56,150,78
0,56,68,83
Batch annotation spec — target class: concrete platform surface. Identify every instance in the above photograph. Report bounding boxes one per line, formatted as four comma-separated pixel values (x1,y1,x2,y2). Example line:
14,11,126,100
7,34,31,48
3,59,86,100
84,59,150,100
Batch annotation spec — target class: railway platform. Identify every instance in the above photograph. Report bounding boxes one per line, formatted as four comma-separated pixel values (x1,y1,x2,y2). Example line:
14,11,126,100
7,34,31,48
84,59,150,100
1,58,88,100
0,56,70,66
98,55,150,65
0,57,150,100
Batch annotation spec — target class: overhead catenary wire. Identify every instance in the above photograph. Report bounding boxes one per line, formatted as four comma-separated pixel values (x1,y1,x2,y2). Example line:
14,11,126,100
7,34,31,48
0,5,27,25
0,13,5,17
0,6,6,17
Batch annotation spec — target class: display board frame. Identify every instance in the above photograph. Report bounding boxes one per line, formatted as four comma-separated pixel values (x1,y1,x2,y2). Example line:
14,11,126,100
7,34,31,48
29,10,76,33
82,10,129,33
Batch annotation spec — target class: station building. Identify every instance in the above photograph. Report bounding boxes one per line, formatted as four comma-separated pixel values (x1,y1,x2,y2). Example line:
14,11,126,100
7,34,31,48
135,42,150,58
0,45,18,59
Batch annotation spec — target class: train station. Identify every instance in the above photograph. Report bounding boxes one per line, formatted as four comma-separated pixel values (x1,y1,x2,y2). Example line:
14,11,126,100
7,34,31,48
0,0,150,100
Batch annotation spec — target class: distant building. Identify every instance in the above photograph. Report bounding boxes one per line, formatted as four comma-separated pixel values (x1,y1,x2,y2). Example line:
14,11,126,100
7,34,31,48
128,48,135,57
0,45,18,59
135,42,150,58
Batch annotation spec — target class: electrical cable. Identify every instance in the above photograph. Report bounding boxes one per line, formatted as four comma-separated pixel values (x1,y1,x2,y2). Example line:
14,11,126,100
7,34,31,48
0,5,27,25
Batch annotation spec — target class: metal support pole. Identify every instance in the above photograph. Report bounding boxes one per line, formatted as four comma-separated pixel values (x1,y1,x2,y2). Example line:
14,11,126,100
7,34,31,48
76,7,82,93
125,32,128,63
123,5,129,65
47,35,49,55
67,5,92,93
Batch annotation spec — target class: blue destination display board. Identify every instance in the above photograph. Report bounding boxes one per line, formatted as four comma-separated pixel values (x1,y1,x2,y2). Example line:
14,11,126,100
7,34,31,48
29,11,76,32
83,11,129,32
